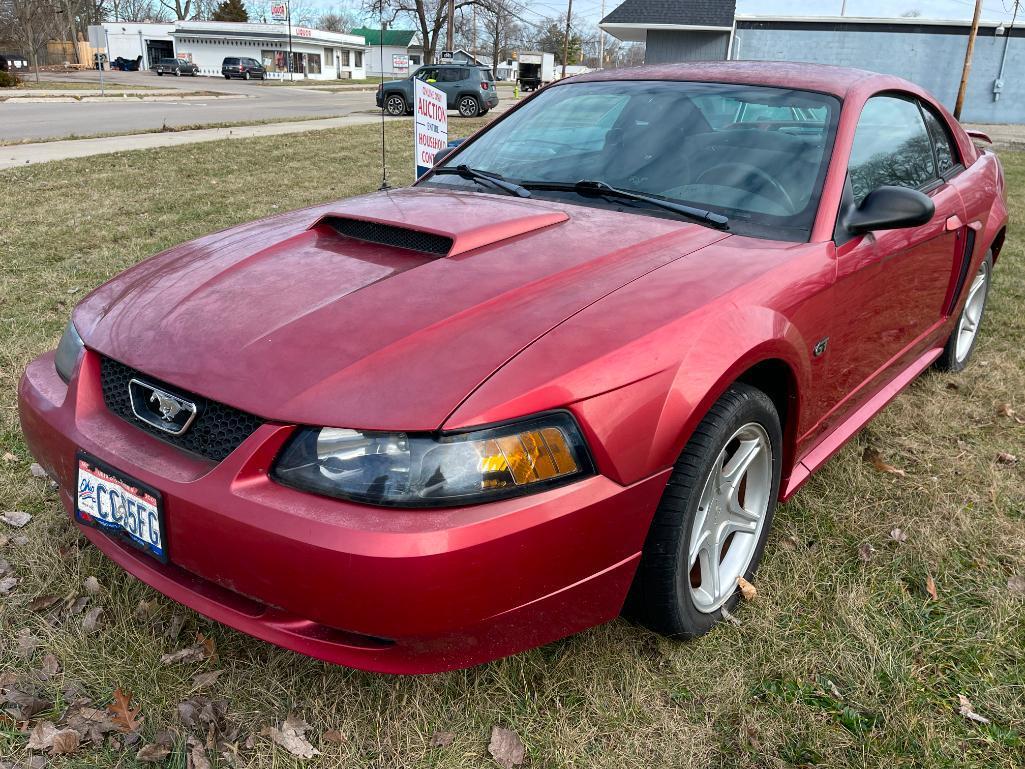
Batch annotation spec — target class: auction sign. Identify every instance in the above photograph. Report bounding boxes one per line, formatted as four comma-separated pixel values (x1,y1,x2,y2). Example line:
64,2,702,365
414,78,448,179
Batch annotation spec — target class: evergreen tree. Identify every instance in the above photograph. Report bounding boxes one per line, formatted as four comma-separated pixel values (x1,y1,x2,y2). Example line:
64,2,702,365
211,0,248,22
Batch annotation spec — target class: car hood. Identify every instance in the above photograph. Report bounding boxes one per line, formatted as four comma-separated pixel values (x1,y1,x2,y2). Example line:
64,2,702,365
75,187,728,430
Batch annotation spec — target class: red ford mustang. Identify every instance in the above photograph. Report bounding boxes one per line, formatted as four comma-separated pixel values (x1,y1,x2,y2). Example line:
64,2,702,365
19,63,1008,673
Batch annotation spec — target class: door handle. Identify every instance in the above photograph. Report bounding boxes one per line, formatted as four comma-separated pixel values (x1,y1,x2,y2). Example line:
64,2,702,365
945,214,964,231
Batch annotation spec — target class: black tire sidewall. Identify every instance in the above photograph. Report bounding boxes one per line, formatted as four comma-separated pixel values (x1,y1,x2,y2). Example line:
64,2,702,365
629,384,783,637
937,251,993,373
459,96,479,117
385,94,406,116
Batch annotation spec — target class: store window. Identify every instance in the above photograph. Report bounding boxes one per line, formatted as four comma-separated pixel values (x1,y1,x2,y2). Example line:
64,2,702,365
355,51,362,67
262,49,288,73
307,53,321,74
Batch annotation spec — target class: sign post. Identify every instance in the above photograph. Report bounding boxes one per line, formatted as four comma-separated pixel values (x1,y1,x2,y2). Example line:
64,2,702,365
87,25,106,95
414,78,448,179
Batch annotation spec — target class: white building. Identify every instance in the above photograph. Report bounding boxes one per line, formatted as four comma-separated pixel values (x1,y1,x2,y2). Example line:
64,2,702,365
173,21,367,79
355,28,423,78
101,22,176,68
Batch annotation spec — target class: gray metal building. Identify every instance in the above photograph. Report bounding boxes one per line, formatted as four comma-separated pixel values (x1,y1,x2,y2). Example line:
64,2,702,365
601,1,1025,123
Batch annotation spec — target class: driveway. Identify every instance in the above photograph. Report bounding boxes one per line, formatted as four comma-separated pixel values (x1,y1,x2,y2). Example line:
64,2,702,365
0,70,379,142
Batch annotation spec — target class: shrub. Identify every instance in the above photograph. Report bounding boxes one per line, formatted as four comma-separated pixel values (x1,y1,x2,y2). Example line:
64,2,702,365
0,71,20,88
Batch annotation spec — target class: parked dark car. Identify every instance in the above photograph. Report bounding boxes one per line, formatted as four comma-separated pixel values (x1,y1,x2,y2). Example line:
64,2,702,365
222,56,266,80
376,64,499,118
112,56,142,72
0,53,29,73
154,57,198,76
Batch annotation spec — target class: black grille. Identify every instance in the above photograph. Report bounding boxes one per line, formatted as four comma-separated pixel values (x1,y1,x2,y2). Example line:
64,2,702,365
100,358,265,462
326,216,452,256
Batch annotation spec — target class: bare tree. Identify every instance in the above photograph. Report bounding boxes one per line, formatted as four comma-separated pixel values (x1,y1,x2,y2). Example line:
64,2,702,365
476,0,522,76
157,0,190,19
318,3,359,32
0,0,63,81
365,0,475,64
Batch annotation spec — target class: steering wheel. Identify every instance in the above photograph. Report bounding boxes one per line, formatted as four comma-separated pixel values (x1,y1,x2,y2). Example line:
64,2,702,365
694,162,796,214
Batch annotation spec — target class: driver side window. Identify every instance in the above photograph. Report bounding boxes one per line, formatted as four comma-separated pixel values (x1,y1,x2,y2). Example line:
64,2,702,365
415,67,438,82
848,95,937,205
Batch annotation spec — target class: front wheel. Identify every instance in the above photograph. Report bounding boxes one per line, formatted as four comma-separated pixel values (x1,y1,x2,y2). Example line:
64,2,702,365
625,383,782,637
458,95,481,118
935,252,992,372
384,93,407,116
157,71,163,76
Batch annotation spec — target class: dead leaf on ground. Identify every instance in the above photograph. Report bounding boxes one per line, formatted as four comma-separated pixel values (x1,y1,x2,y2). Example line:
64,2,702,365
957,694,991,724
863,447,907,477
2,452,17,463
0,558,9,577
64,703,121,744
488,726,526,769
29,464,47,479
188,736,213,769
82,606,104,633
107,688,144,733
926,574,938,601
0,510,31,528
50,729,81,755
26,721,59,750
720,606,741,625
136,742,172,763
40,653,61,677
165,611,186,639
0,575,18,594
429,731,454,748
1007,574,1025,596
996,451,1018,465
134,599,157,620
161,635,215,666
83,576,102,595
16,628,40,658
736,576,757,601
191,670,223,689
889,527,909,544
1,686,52,719
260,715,320,759
857,542,876,562
27,594,60,613
996,403,1025,424
322,729,347,745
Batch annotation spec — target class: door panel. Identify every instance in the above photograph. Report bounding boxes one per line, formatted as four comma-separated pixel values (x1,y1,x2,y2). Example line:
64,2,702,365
814,94,966,441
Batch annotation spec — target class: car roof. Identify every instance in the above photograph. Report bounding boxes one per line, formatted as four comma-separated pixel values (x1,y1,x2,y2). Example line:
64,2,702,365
571,61,907,99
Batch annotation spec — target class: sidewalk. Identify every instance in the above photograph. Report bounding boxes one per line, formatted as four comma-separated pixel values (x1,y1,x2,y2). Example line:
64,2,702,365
0,113,394,170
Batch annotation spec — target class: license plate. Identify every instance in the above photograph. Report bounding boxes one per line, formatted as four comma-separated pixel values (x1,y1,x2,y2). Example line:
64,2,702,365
75,452,167,562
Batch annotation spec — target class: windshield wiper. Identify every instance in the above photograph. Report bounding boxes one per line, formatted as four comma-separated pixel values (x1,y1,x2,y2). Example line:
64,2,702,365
433,165,531,198
521,179,729,229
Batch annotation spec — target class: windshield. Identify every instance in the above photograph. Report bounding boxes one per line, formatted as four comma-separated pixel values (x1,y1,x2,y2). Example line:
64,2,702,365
424,80,841,240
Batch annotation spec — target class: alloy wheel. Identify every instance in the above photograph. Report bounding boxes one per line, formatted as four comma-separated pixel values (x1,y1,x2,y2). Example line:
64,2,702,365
385,95,406,116
458,96,480,117
688,422,772,613
955,260,990,363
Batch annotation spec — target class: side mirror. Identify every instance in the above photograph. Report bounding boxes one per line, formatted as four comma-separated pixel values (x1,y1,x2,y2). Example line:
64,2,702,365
434,147,455,165
845,185,935,234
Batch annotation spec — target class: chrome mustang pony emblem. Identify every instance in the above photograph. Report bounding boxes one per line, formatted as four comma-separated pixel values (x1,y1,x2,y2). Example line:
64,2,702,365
151,391,184,422
128,379,198,436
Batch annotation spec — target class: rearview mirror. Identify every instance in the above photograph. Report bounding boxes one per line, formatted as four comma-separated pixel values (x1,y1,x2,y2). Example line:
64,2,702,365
845,185,935,234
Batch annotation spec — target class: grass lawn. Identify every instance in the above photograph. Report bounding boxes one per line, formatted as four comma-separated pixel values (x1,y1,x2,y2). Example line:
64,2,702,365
1,124,1023,768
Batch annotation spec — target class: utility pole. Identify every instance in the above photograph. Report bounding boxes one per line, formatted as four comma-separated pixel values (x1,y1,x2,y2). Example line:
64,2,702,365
598,0,605,69
954,0,983,119
287,0,294,81
562,0,573,79
447,0,455,55
471,3,476,62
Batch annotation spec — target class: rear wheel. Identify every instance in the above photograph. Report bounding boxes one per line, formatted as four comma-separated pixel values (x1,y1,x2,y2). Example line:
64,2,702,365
458,95,481,118
626,383,782,637
157,71,163,76
935,252,993,372
174,69,181,77
384,93,407,116
243,71,251,81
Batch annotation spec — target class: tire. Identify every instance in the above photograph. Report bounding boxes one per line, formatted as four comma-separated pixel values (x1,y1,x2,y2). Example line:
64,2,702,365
174,69,180,77
384,93,407,116
243,71,251,81
479,108,490,116
458,95,481,118
625,383,782,638
224,74,230,80
157,71,163,76
935,252,993,372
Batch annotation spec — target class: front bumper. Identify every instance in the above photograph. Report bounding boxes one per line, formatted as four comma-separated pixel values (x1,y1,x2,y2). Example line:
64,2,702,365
19,349,668,673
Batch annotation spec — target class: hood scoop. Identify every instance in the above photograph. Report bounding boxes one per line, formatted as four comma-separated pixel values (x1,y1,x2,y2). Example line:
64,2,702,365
314,207,569,258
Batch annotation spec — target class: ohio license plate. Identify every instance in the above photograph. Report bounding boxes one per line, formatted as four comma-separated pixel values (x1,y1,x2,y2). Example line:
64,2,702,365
75,452,166,562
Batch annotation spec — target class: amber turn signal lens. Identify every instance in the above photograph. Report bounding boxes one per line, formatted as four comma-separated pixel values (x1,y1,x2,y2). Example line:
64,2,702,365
480,428,579,486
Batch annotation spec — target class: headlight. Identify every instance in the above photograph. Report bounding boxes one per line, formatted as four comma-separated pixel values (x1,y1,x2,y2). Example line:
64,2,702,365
271,412,594,507
54,320,85,383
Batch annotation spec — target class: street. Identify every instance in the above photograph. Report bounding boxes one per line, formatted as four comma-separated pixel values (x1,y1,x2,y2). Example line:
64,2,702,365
0,71,380,142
